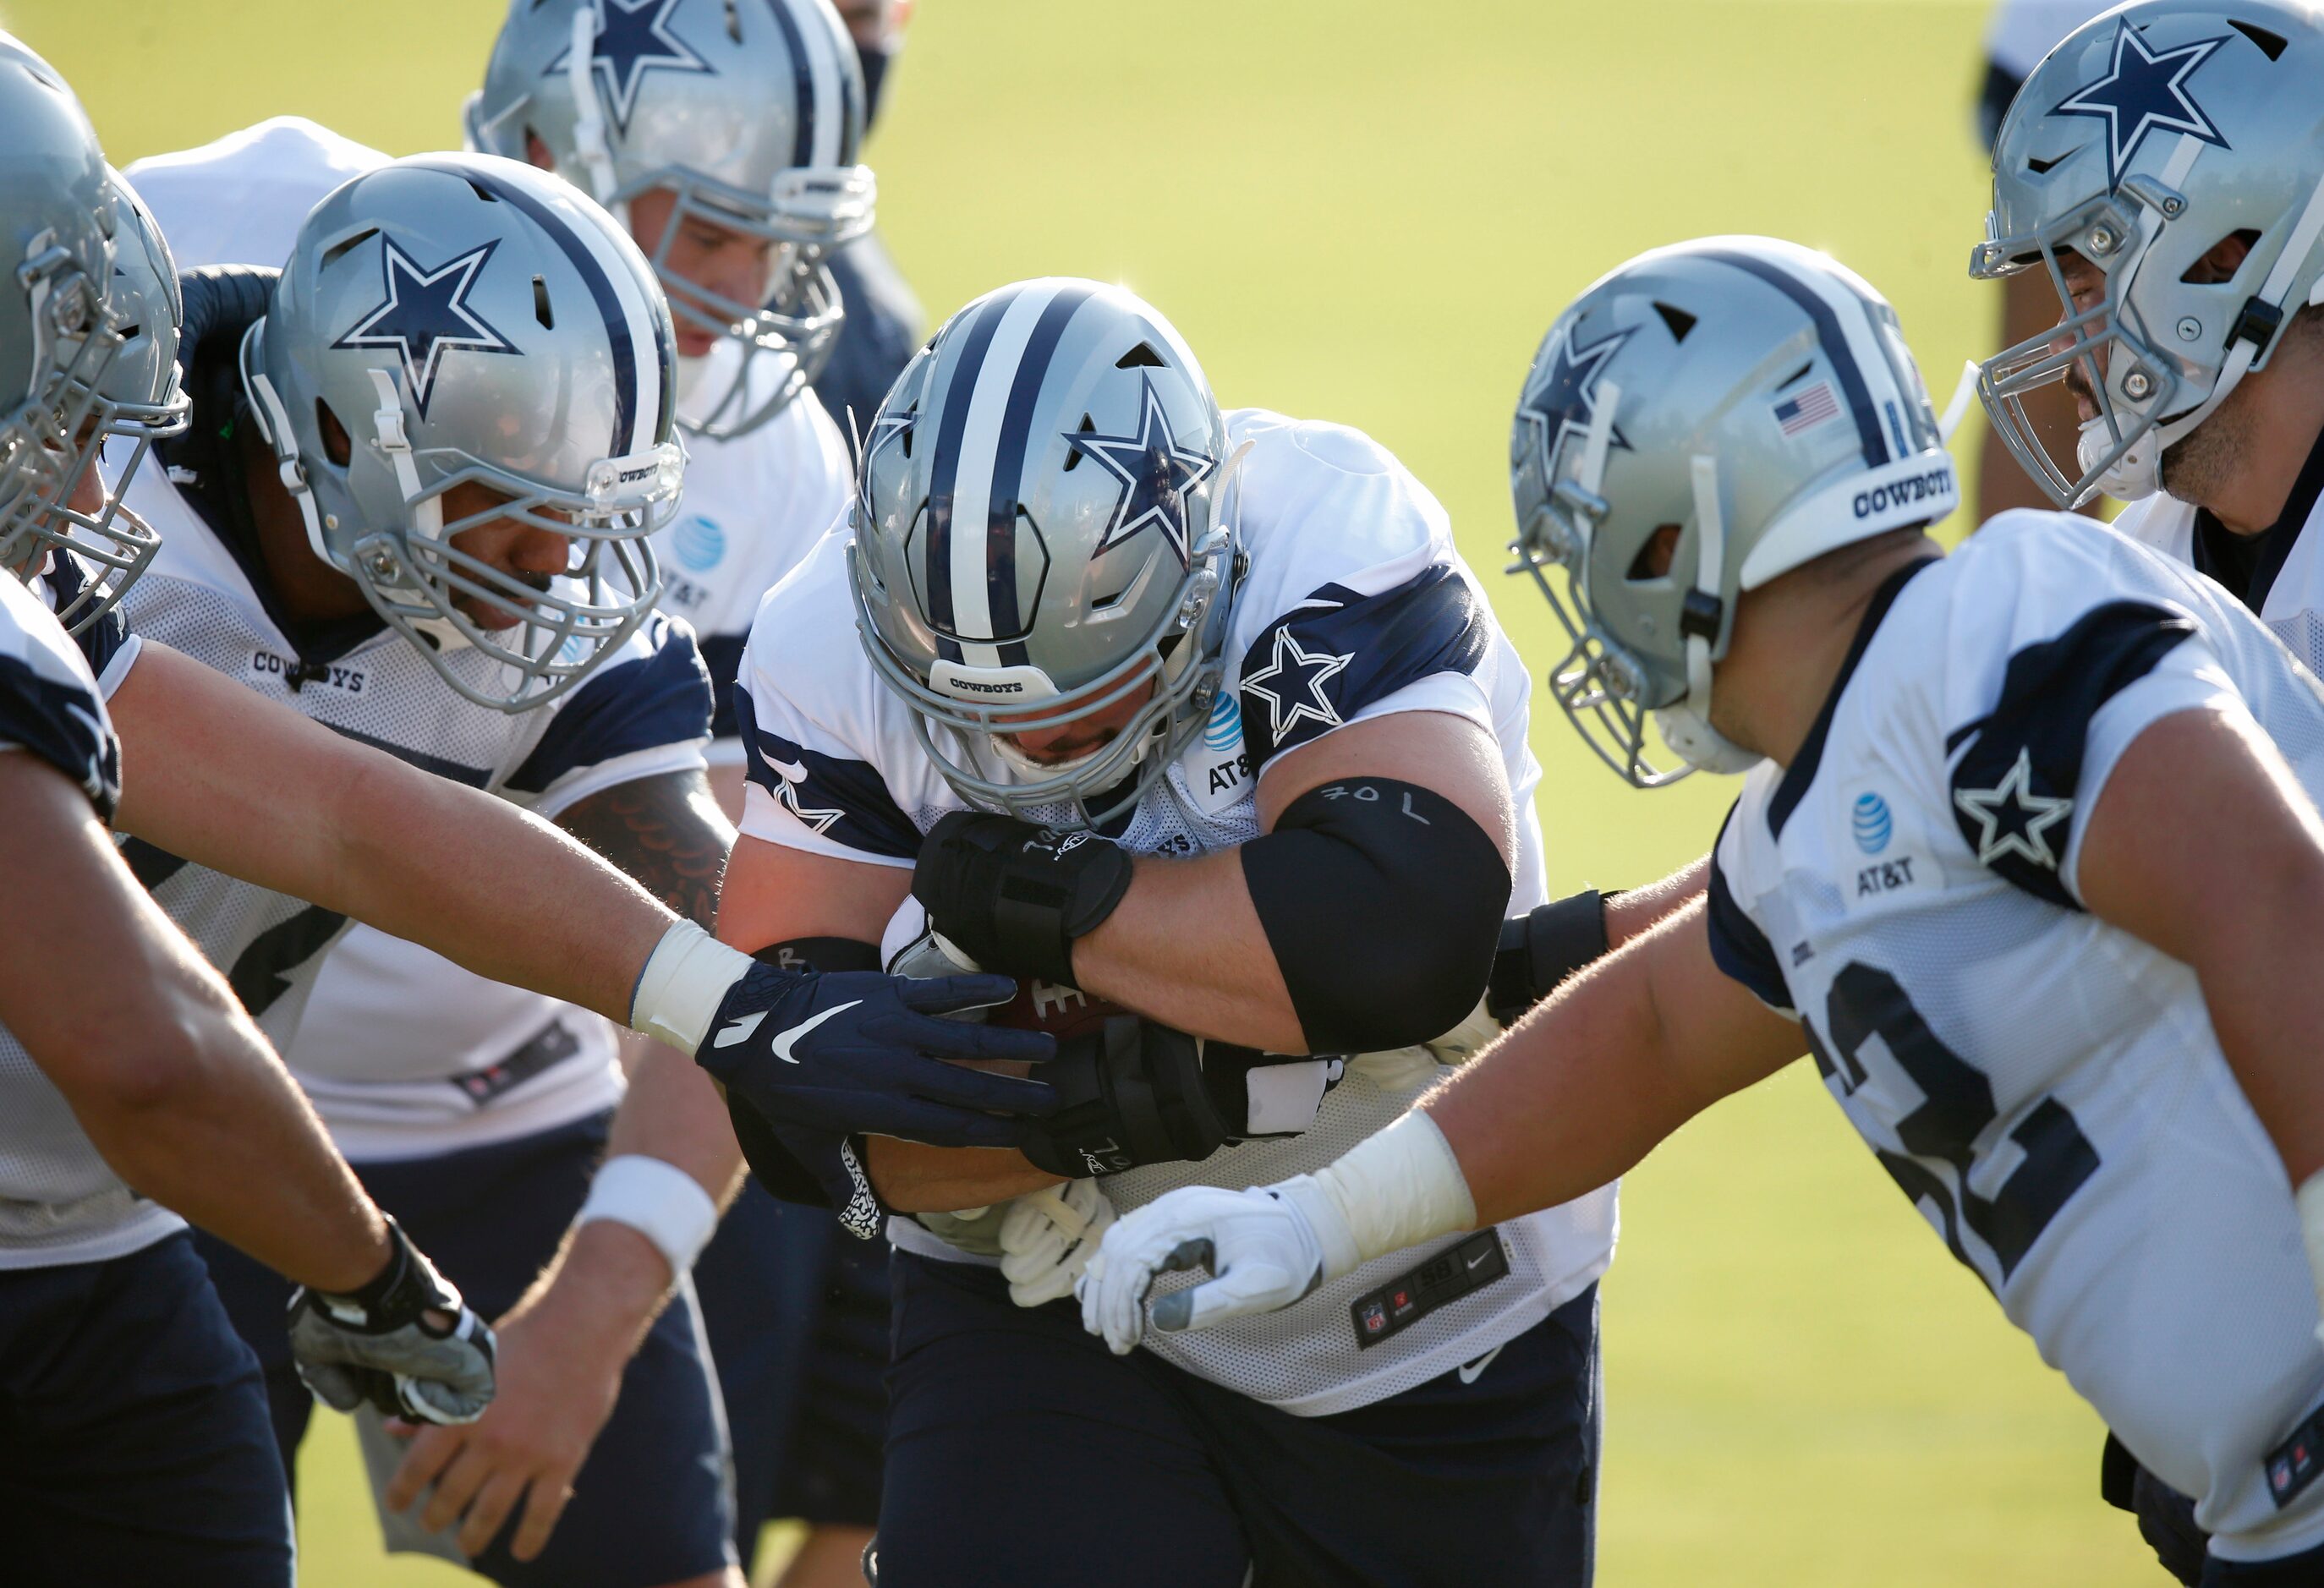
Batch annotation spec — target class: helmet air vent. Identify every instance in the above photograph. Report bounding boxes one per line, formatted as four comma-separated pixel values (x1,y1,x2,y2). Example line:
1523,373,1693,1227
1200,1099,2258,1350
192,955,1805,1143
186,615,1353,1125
1775,362,1813,391
320,228,378,271
1115,342,1165,370
1062,413,1094,471
2027,152,2068,175
724,0,744,43
2228,19,2287,59
532,275,554,330
1653,302,1697,342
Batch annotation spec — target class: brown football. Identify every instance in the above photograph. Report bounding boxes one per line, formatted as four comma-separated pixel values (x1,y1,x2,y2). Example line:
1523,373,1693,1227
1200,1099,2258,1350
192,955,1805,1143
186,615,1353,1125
981,977,1132,1043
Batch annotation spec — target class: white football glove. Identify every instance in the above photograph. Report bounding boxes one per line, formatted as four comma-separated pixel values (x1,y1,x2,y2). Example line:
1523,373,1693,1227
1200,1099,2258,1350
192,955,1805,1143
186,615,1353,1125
1077,1177,1359,1355
999,1179,1116,1307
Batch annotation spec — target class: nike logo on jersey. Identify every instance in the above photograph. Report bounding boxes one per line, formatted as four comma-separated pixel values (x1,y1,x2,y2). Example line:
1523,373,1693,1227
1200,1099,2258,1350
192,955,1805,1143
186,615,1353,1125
1456,1344,1505,1384
772,1002,861,1063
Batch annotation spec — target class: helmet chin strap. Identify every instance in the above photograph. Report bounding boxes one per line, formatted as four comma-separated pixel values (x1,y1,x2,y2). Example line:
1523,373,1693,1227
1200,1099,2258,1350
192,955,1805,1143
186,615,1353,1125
2096,149,2324,501
1653,454,1759,775
238,319,335,567
565,4,622,213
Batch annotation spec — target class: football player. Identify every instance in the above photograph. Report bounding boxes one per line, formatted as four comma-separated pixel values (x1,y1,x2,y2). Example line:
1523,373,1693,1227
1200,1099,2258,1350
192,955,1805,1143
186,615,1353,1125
97,127,1043,1587
463,2,906,1576
715,277,1692,1585
0,40,496,1586
1085,233,2324,1581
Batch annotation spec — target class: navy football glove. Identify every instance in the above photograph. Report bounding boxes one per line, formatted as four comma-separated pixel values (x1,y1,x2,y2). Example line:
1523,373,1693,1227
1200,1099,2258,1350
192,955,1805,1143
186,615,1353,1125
696,964,1059,1147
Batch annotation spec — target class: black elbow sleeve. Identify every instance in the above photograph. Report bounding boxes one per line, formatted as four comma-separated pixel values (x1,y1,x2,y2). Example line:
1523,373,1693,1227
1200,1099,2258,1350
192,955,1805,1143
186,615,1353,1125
1241,778,1511,1054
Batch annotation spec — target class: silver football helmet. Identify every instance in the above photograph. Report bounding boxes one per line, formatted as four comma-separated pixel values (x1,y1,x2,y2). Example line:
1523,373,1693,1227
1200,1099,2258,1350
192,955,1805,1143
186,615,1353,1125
45,168,191,634
0,34,129,632
1974,0,2324,506
852,278,1236,827
240,152,683,711
1510,236,1959,786
467,0,875,439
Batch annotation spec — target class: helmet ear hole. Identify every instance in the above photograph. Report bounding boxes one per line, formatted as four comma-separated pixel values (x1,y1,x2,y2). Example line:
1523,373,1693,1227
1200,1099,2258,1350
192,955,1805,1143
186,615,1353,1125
1628,523,1681,583
316,399,352,467
2181,228,2261,285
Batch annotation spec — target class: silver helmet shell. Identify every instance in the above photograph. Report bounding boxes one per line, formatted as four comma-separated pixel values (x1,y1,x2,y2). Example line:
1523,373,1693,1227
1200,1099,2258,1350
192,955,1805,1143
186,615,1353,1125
47,167,192,635
467,0,874,439
851,278,1235,827
241,152,683,712
1510,236,1958,787
1973,0,2324,506
0,34,128,633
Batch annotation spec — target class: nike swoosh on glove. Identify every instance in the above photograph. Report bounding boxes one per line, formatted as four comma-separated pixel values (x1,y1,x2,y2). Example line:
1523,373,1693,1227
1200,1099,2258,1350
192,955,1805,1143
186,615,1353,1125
1077,1179,1346,1355
287,1217,497,1426
696,965,1059,1147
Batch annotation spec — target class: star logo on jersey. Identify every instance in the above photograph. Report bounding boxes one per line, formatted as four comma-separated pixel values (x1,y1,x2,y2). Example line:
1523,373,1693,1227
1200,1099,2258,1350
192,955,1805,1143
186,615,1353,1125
1952,747,2074,871
332,238,518,421
545,0,714,136
1067,374,1218,567
1241,625,1351,744
2049,19,2232,189
763,751,846,837
1518,325,1633,473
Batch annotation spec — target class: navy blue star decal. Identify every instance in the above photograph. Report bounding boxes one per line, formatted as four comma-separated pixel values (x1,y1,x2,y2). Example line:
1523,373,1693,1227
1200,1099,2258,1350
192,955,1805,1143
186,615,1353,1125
1241,624,1352,745
546,0,713,138
1519,326,1634,473
332,238,518,420
1067,373,1218,567
2050,19,2232,189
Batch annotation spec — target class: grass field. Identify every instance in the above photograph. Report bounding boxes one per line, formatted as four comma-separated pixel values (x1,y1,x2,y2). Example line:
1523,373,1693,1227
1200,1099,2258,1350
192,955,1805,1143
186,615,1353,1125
9,0,2152,1580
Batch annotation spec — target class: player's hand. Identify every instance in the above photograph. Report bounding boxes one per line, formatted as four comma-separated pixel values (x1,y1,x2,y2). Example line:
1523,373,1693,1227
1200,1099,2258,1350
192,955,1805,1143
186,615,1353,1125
1078,1179,1349,1355
288,1217,497,1425
381,1251,633,1562
1000,1179,1116,1308
695,964,1059,1147
913,811,1135,985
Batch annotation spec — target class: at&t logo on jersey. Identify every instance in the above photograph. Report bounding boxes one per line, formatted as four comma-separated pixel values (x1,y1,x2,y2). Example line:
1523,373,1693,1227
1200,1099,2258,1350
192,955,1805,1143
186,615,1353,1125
1847,788,1919,900
1183,689,1252,813
1851,791,1892,854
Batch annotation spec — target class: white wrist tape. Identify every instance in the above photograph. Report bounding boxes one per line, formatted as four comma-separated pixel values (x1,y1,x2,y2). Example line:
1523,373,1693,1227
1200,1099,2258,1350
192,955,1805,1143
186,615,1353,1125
630,921,757,1054
2294,1169,2324,1349
1307,1111,1478,1280
575,1154,721,1276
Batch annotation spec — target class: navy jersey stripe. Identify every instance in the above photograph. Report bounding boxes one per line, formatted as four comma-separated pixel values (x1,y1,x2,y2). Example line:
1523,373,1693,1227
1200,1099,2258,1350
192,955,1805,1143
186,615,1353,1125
762,0,819,170
921,289,1013,653
734,686,921,859
985,283,1095,665
1945,600,2195,909
503,616,712,795
1705,810,1794,1014
0,650,119,824
1700,248,1889,470
699,632,747,740
414,158,641,456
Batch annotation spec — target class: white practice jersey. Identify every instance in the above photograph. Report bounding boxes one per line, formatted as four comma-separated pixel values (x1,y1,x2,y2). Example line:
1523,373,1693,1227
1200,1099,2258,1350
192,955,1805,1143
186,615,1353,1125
649,382,852,768
1708,512,2324,1560
737,408,1617,1416
124,119,715,1159
0,572,182,1268
2113,440,2324,677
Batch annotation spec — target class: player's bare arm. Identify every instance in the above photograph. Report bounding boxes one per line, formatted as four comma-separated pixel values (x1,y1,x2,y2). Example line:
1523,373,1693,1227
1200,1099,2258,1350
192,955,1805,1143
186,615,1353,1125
387,768,748,1563
2077,705,2324,1195
0,747,496,1423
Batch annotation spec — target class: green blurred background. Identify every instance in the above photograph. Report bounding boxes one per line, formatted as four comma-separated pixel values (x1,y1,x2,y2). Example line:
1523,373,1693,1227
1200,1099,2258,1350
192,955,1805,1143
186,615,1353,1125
4,0,2148,1580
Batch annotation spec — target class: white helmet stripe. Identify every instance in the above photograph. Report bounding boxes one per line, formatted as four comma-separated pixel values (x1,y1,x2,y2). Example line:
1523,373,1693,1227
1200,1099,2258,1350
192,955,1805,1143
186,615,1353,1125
945,280,1072,668
796,0,846,170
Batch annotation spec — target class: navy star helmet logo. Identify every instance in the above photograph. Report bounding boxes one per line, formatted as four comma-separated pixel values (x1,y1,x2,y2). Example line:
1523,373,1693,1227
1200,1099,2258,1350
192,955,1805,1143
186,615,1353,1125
1066,373,1219,567
1952,747,2074,871
1518,325,1633,473
332,238,518,421
545,0,714,137
1241,625,1353,744
2050,19,2232,189
759,750,845,837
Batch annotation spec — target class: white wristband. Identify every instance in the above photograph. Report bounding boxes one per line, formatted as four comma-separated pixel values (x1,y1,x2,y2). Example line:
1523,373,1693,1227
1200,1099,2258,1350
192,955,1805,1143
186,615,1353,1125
630,921,758,1054
1307,1111,1479,1279
2294,1169,2324,1350
575,1154,721,1276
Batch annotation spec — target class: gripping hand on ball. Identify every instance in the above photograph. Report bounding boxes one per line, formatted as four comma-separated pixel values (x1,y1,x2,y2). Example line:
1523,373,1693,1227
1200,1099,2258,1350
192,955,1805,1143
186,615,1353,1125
1078,1178,1358,1355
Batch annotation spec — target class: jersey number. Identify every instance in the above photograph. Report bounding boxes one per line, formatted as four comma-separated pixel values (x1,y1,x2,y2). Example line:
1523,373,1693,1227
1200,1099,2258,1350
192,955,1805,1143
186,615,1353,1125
1806,962,2099,1293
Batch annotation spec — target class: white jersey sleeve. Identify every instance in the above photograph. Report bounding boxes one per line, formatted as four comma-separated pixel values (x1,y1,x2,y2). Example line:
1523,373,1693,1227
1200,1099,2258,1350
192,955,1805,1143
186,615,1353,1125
125,117,387,271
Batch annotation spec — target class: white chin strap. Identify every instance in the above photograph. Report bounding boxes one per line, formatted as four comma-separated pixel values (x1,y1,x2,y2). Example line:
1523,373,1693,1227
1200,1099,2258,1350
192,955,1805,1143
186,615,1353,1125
240,320,337,567
1938,360,1981,446
1653,454,1760,776
566,4,622,212
2092,145,2324,501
